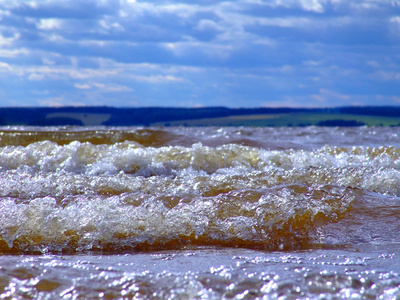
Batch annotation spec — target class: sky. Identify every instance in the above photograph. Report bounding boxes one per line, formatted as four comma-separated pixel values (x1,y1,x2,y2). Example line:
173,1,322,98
0,0,399,108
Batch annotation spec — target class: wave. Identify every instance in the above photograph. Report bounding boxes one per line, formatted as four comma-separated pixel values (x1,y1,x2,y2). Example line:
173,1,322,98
0,183,357,254
1,141,400,194
1,136,400,254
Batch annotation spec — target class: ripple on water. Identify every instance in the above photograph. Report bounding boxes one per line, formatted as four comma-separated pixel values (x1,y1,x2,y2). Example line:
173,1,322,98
0,248,399,299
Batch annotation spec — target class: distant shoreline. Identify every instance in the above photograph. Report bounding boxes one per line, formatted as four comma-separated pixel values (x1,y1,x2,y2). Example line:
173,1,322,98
0,106,400,127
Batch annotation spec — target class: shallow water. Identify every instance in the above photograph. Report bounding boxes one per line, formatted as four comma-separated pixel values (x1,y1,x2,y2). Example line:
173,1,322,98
1,247,399,299
0,126,399,298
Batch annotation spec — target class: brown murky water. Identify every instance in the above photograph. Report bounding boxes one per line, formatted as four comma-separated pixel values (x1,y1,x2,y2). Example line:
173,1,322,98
0,126,399,299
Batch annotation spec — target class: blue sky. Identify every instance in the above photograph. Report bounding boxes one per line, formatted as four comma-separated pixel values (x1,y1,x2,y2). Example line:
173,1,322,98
0,0,399,107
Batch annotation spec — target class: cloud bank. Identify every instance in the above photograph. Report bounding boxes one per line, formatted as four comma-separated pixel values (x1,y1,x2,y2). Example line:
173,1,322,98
0,0,399,107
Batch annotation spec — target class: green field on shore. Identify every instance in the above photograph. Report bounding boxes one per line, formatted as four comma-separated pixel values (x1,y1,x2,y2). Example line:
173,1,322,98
1,107,400,127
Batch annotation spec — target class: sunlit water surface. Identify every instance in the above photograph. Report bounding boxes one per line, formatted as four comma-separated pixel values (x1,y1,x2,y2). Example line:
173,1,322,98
0,126,399,299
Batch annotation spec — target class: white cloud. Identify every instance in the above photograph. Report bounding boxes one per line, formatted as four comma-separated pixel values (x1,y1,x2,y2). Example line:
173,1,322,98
304,60,322,67
75,83,91,89
311,88,351,103
37,18,61,30
0,61,12,71
300,0,325,12
391,16,400,24
390,16,400,37
48,34,64,42
0,33,19,47
28,73,44,80
131,74,186,84
372,71,400,81
91,82,133,92
261,98,312,108
38,97,65,107
42,57,55,65
0,0,398,107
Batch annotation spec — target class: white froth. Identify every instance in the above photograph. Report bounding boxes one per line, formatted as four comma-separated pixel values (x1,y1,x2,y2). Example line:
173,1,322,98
1,135,400,252
0,184,355,252
1,142,400,198
1,141,400,175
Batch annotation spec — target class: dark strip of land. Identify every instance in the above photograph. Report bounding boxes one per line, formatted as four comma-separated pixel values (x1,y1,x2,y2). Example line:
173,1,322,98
0,106,400,127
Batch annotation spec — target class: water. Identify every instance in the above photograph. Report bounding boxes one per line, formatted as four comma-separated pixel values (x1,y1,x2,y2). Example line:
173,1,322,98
0,126,399,299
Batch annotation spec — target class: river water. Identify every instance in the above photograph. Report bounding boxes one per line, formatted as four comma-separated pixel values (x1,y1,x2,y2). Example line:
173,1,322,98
0,126,399,299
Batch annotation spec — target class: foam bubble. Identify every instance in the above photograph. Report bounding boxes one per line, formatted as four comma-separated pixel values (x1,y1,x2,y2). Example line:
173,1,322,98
1,136,400,253
0,184,357,253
